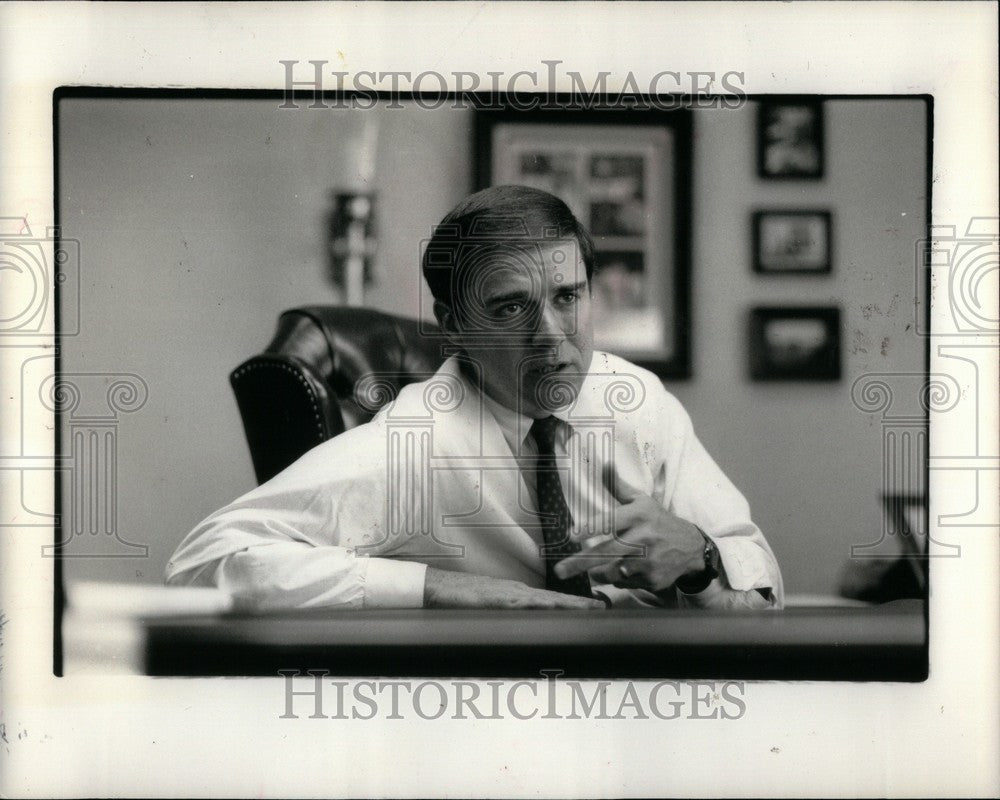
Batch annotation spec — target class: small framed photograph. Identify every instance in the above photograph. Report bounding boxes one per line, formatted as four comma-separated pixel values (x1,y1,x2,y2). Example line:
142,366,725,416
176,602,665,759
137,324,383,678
749,307,841,381
753,210,832,274
476,105,693,378
757,99,825,179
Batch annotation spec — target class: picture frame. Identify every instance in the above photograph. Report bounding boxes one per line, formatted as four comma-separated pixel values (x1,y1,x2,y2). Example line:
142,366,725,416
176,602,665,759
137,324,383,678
757,98,825,179
753,210,833,274
476,103,692,379
749,306,842,381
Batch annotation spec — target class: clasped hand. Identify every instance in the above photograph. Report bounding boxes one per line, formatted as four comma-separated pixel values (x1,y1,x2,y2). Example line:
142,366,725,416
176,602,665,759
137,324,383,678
423,465,706,608
553,465,706,593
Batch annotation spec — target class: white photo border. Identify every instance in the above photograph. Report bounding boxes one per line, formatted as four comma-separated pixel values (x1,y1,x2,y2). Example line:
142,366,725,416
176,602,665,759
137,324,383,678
1,2,997,797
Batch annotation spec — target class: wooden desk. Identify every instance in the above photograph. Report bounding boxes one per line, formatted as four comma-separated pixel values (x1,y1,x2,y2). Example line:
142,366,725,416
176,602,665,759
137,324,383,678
143,599,926,680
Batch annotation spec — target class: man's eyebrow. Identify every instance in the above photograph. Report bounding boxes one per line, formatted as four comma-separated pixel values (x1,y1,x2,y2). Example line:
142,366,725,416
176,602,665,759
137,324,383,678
482,280,587,307
484,289,532,307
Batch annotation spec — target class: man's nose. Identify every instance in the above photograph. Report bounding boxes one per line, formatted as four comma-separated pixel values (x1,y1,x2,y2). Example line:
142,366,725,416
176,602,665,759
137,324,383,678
531,302,569,346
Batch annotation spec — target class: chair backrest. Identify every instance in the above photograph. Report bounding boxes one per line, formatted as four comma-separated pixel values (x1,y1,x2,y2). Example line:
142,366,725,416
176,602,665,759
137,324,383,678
230,306,445,484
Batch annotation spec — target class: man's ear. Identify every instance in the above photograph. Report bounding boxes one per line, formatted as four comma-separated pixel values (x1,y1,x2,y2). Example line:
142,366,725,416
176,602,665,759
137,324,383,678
433,301,462,345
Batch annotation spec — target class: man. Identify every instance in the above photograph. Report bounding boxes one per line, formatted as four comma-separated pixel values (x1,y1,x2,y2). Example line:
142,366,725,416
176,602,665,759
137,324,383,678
166,186,782,610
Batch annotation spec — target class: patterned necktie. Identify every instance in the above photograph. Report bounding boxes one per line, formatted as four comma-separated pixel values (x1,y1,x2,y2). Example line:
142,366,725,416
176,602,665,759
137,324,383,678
530,416,593,598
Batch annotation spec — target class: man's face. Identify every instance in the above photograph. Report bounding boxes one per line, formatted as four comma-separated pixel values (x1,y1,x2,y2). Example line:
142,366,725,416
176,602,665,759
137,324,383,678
443,239,594,418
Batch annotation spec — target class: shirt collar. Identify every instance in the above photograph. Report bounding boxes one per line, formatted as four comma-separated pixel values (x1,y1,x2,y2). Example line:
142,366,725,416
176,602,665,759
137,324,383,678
448,353,595,449
479,388,536,452
477,383,579,454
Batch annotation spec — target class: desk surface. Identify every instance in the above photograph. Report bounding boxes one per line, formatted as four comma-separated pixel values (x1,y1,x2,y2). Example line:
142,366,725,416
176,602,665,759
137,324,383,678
144,600,927,681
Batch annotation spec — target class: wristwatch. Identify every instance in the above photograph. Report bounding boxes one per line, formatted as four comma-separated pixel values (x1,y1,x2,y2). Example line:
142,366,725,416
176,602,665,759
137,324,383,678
674,529,721,595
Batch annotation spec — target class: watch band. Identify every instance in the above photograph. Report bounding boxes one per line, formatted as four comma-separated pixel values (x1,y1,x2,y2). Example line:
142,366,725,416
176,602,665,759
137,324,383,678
674,529,720,595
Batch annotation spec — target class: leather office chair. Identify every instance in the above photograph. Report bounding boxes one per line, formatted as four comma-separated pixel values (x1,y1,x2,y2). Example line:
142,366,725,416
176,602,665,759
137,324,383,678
231,306,445,484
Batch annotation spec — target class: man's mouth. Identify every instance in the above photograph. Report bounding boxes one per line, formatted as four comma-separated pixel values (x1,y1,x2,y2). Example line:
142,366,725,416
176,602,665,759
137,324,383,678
528,362,570,376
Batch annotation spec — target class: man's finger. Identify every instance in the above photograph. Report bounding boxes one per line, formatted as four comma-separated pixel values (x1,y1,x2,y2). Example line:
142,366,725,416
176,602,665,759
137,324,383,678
553,536,640,578
588,561,646,589
602,463,642,506
535,589,605,609
609,502,643,532
553,551,615,579
559,594,606,610
571,502,641,542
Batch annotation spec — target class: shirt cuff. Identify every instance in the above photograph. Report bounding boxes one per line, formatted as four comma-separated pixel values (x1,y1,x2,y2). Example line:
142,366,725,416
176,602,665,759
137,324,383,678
675,577,726,604
360,558,428,608
713,535,775,593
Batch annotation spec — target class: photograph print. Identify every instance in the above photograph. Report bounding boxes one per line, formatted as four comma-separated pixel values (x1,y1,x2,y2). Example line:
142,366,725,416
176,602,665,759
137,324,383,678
757,98,825,179
753,210,832,274
50,91,930,684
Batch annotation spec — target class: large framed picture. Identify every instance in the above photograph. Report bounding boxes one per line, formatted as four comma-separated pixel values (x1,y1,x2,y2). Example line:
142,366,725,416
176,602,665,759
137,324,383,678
753,210,833,274
476,105,692,378
749,306,842,381
757,98,825,179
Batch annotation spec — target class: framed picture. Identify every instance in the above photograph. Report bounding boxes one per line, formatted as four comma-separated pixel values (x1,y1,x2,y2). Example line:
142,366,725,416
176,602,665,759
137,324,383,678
749,306,841,381
476,105,692,378
753,210,833,274
757,98,825,179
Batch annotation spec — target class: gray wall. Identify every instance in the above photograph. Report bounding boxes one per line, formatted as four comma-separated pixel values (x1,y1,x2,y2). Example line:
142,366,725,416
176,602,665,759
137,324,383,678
58,97,926,595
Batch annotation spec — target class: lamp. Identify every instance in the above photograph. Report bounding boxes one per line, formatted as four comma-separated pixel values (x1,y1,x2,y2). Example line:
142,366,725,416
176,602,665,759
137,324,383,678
327,192,376,306
326,115,379,305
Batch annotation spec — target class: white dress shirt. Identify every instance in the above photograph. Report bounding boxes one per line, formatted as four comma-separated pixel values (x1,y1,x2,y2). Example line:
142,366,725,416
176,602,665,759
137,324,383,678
166,352,783,610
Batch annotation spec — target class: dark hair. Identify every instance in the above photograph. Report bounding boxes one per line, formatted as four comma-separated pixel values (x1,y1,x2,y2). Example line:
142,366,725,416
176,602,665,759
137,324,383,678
421,185,595,315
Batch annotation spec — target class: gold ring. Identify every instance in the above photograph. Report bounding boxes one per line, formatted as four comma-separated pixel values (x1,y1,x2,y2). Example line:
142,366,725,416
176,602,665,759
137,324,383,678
617,559,631,579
